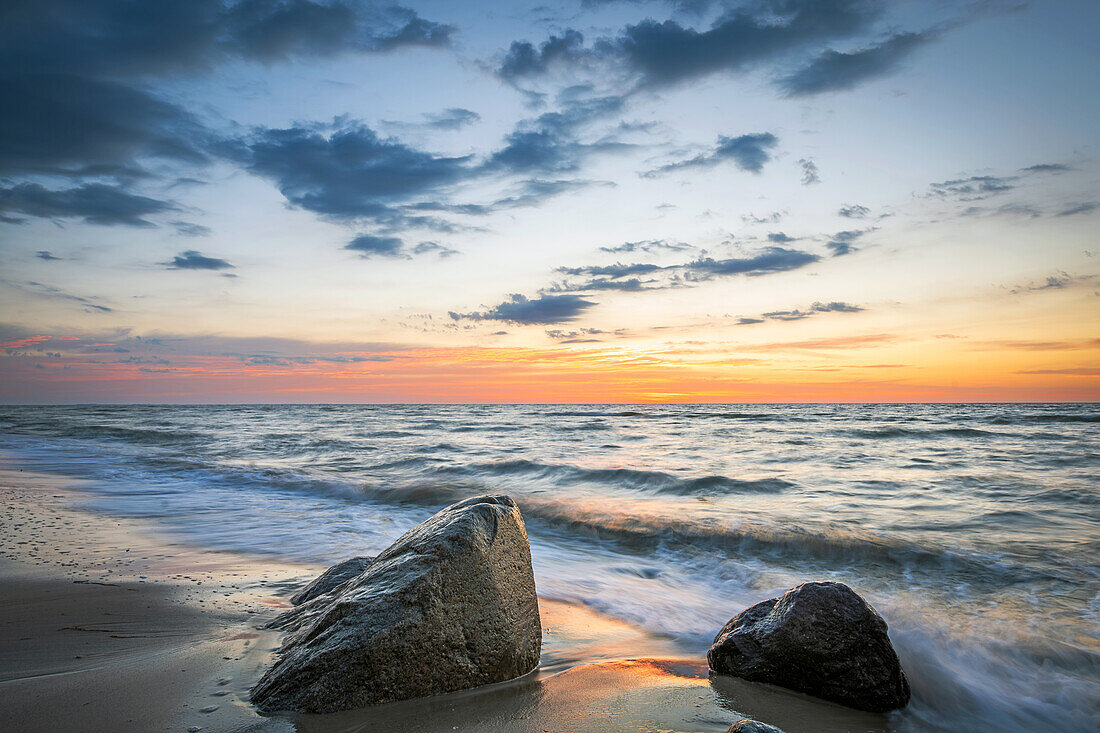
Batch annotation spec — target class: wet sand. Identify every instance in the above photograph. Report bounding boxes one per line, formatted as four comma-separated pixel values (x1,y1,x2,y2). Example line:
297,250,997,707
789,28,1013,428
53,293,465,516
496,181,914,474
0,466,891,733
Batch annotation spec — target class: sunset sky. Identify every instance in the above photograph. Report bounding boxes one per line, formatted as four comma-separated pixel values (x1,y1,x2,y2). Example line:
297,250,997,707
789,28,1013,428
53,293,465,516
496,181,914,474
1,0,1097,403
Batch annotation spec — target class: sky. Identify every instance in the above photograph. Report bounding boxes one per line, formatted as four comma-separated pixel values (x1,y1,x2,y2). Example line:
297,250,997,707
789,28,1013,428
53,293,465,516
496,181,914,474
0,0,1097,403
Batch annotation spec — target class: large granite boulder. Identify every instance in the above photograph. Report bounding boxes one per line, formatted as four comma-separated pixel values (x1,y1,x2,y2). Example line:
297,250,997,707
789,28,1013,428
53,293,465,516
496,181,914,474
707,581,910,713
290,556,374,605
252,495,541,713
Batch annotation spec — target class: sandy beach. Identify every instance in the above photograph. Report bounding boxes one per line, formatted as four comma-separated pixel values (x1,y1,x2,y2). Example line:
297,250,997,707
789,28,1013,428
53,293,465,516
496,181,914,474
0,465,893,733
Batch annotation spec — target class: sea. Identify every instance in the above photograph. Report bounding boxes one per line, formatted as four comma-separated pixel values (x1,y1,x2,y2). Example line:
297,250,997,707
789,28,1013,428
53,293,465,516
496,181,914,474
0,403,1096,731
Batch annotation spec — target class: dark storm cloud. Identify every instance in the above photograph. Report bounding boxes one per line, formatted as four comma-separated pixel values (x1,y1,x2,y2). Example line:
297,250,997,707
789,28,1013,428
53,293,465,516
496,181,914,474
0,183,174,226
838,204,871,218
1055,202,1098,218
780,31,936,96
449,293,597,325
345,234,406,258
164,250,234,270
499,0,881,91
644,133,779,176
423,108,482,131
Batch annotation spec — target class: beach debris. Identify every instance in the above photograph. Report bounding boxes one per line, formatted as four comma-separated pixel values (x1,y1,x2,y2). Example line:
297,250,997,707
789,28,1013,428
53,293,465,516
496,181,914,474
727,720,785,733
251,495,542,713
290,556,374,605
707,581,910,712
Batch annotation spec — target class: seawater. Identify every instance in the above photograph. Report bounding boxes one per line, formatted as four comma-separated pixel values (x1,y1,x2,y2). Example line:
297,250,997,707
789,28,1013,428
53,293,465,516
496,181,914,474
0,404,1096,731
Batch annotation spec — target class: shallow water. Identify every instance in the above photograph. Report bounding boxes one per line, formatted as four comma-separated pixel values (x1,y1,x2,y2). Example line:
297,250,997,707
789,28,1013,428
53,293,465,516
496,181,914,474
0,404,1096,731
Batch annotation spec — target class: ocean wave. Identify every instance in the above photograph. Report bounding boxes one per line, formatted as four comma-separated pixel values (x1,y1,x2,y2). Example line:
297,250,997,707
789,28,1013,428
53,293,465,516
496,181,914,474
989,413,1100,425
432,459,794,496
845,426,1002,439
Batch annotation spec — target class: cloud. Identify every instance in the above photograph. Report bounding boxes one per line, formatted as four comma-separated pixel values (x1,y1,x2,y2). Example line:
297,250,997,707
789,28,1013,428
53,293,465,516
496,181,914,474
164,250,234,270
825,229,868,257
546,327,609,342
599,239,691,254
0,0,453,225
449,293,597,325
498,30,588,81
644,132,779,176
345,234,406,258
3,0,452,78
412,241,459,258
244,120,474,221
35,251,62,261
812,301,864,313
1055,202,1098,218
767,232,796,243
423,108,481,130
0,182,174,226
780,31,937,96
500,1,882,92
798,158,820,185
1016,368,1100,376
741,210,785,224
927,175,1017,201
5,280,114,313
241,99,626,234
745,333,895,351
558,262,663,279
549,277,660,293
740,300,863,324
1008,272,1095,294
484,95,630,174
685,247,820,278
171,221,212,237
838,204,870,218
1020,163,1072,174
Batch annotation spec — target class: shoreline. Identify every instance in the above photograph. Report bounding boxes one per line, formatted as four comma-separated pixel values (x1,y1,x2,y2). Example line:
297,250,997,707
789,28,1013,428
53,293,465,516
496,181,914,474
0,465,892,733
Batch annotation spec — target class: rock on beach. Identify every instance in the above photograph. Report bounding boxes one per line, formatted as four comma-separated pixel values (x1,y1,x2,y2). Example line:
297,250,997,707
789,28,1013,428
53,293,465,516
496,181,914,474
707,581,910,713
252,495,541,713
289,556,373,606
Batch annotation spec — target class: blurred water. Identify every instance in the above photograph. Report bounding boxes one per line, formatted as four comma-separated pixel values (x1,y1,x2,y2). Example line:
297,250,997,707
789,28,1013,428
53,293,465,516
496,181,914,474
0,404,1097,731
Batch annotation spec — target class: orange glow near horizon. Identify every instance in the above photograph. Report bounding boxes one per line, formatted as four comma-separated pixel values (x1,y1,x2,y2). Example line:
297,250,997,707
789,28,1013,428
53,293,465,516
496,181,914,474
2,335,1097,403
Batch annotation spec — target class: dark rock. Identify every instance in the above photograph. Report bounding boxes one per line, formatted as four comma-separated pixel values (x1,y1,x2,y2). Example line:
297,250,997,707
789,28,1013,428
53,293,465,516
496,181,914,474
290,556,373,605
727,720,785,733
707,581,910,713
251,495,541,713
